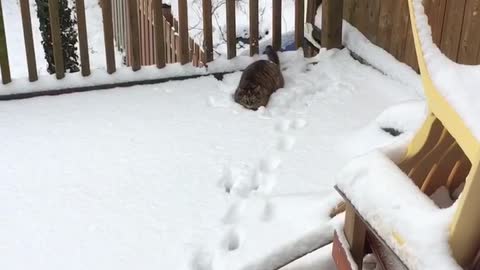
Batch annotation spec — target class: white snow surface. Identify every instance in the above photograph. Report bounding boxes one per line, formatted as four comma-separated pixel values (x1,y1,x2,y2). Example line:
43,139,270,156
0,48,424,270
412,0,480,141
336,152,461,270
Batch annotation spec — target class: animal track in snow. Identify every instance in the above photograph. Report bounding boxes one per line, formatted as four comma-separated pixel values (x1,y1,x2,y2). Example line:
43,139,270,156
219,167,234,194
190,249,213,270
259,157,282,173
222,229,241,251
261,200,274,222
291,118,307,130
277,135,296,151
275,119,291,132
222,200,245,224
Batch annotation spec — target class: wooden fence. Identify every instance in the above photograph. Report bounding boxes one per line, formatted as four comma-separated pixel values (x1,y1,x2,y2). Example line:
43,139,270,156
0,0,322,86
112,1,206,67
344,0,480,71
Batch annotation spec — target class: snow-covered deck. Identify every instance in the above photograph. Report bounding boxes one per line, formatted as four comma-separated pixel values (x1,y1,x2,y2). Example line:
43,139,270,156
0,49,424,270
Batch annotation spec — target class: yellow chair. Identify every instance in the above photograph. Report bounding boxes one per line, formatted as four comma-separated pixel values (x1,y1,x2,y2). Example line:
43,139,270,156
406,0,480,266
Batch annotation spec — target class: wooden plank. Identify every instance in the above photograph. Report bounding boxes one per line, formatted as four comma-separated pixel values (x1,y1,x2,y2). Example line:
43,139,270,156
140,1,145,64
226,0,236,59
304,0,319,57
404,18,419,72
249,0,259,55
322,0,343,49
272,0,282,51
294,0,304,49
192,41,198,66
19,0,38,81
440,0,467,61
75,0,91,76
332,231,357,270
365,0,381,43
195,43,201,66
202,0,213,62
48,0,65,79
188,37,193,61
447,155,471,192
344,202,367,269
343,0,356,23
0,0,10,84
389,0,410,60
128,0,141,70
458,0,480,65
375,0,395,52
352,0,368,35
178,0,189,64
153,0,165,68
173,31,177,62
102,0,116,73
422,0,447,46
408,129,455,187
165,21,171,63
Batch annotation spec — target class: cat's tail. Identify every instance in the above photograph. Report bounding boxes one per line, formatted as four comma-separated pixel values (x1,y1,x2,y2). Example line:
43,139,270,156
264,45,280,66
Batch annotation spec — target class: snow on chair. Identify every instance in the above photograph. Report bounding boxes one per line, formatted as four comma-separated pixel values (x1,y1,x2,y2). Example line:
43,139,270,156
332,0,480,269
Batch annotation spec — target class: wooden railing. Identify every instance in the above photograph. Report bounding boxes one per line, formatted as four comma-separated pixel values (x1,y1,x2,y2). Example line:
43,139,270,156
0,0,325,86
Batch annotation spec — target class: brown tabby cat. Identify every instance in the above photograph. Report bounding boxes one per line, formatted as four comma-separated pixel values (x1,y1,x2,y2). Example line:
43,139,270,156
233,46,284,110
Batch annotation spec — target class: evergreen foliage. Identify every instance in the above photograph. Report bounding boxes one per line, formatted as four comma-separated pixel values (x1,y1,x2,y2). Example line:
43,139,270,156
35,0,80,74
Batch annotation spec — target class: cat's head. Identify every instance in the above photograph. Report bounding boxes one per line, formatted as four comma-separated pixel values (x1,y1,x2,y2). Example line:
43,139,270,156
233,86,268,111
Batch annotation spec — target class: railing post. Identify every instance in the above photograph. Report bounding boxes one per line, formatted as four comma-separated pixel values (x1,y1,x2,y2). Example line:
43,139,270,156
0,0,10,84
128,0,141,71
272,0,282,51
48,0,65,79
249,0,259,56
102,0,116,73
76,0,91,76
226,0,236,59
295,0,304,49
321,0,344,49
177,0,189,64
20,0,38,82
202,0,213,62
153,0,166,68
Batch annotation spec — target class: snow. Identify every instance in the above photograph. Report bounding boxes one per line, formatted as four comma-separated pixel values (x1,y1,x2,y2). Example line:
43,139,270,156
0,47,423,270
314,6,424,96
336,152,461,270
411,0,480,141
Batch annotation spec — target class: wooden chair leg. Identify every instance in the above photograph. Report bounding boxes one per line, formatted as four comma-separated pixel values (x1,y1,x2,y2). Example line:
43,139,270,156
344,202,367,269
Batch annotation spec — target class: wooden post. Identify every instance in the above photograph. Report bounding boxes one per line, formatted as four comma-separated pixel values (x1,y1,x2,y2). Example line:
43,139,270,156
165,20,171,63
202,0,213,62
304,0,319,57
48,0,65,79
20,0,38,82
128,0,141,71
226,0,236,59
0,0,10,84
295,0,304,49
272,0,281,51
177,0,189,64
249,0,259,56
154,0,166,68
344,202,367,269
458,0,480,65
321,0,343,49
76,0,91,76
102,0,116,73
